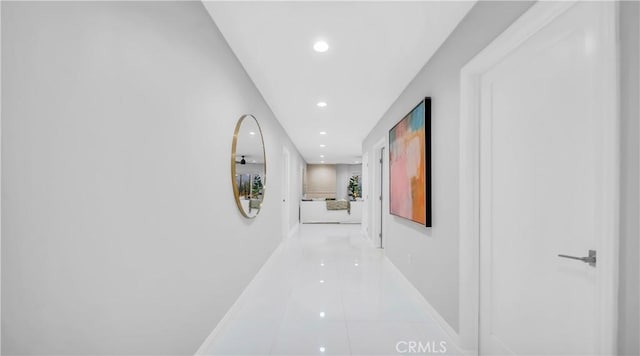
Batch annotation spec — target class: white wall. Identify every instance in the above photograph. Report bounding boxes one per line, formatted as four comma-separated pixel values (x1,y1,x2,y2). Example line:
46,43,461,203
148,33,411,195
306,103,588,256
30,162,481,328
236,163,265,176
304,164,336,198
336,164,362,200
362,1,534,332
336,164,349,200
1,2,303,354
304,164,361,200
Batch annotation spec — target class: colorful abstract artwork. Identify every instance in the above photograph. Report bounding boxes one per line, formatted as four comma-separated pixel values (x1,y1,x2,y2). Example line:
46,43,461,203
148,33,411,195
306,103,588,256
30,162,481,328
389,98,431,226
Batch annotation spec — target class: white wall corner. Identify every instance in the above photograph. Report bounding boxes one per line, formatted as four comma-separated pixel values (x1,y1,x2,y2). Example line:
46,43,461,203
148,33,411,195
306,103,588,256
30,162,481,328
193,242,286,355
386,258,463,351
288,222,299,239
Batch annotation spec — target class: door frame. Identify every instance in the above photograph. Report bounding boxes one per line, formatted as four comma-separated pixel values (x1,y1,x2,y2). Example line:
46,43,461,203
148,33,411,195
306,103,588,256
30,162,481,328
637,0,640,328
371,137,386,249
361,152,369,237
1,3,3,352
281,145,290,240
458,1,620,353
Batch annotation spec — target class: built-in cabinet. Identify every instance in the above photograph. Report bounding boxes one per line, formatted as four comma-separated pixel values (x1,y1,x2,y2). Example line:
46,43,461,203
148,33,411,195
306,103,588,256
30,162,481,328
301,200,363,223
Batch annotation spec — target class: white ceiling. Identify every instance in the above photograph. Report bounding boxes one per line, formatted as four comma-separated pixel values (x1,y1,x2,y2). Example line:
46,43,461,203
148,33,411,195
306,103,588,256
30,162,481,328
204,1,475,164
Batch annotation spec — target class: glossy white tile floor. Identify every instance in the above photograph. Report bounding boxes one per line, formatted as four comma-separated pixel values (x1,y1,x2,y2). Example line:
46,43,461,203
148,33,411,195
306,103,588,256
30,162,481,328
202,224,463,355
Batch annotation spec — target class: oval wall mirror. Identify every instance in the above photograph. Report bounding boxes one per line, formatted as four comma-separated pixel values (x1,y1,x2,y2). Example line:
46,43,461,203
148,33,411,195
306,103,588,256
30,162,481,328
231,115,266,218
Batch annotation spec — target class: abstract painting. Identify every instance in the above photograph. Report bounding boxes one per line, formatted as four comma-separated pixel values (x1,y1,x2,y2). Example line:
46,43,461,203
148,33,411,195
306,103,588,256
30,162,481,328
389,98,431,226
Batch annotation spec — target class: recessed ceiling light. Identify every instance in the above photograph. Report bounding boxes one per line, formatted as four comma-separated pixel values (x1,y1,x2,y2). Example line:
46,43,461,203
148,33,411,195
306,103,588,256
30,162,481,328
252,160,256,163
319,346,326,353
249,131,256,135
320,155,325,158
320,161,325,163
319,131,327,135
313,40,329,53
317,101,327,108
319,312,326,318
319,280,325,284
320,144,326,148
355,160,360,164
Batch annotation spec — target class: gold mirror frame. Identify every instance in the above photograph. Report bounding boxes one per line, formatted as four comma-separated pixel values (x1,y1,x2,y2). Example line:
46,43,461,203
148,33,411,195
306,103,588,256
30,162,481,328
231,114,266,219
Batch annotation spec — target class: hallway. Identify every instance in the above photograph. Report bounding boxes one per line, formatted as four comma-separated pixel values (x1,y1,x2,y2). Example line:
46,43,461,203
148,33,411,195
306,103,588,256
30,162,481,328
201,224,460,355
2,1,638,355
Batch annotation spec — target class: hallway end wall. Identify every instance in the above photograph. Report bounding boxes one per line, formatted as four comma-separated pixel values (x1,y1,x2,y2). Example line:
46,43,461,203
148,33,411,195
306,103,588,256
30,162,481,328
362,1,534,333
1,2,303,354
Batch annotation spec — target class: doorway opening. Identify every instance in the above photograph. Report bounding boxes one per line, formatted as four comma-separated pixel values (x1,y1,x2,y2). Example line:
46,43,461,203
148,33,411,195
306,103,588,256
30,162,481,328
372,139,386,249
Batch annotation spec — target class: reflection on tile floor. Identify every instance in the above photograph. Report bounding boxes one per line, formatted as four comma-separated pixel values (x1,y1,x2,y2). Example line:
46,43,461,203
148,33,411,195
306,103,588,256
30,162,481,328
202,224,464,355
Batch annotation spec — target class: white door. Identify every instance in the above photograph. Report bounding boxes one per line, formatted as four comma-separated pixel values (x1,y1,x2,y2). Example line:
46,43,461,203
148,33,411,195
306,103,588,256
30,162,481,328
477,2,618,355
282,146,290,239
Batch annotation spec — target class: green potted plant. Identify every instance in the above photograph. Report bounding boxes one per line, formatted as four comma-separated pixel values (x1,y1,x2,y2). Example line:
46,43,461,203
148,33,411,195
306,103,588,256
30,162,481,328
348,175,361,201
252,174,263,198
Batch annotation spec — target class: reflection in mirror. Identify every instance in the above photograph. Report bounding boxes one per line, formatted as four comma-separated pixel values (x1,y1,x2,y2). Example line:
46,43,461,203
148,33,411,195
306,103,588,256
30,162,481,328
231,115,266,218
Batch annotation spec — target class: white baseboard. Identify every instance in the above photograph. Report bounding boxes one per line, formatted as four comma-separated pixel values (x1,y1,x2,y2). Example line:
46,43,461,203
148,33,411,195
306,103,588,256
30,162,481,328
288,222,299,239
362,230,377,249
194,242,286,355
361,226,382,249
384,258,473,355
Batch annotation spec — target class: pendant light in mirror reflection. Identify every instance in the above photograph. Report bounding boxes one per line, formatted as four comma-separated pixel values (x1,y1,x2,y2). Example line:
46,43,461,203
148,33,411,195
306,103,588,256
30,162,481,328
231,115,266,218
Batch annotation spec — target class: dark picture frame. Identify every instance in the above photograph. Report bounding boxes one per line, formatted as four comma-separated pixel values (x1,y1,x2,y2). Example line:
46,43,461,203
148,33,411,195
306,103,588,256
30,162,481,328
388,97,432,227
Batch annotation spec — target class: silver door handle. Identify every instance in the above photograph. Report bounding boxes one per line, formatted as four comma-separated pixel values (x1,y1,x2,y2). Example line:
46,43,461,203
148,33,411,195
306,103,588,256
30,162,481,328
558,250,596,267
